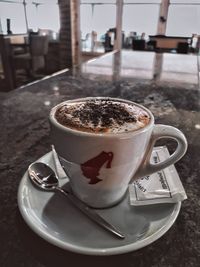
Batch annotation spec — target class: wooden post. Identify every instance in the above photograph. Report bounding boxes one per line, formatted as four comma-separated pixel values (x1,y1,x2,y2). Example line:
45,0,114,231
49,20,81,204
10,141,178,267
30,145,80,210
153,53,163,82
0,35,15,91
114,0,123,51
71,0,81,66
58,0,81,69
154,0,170,82
112,51,121,82
23,0,29,32
157,0,170,35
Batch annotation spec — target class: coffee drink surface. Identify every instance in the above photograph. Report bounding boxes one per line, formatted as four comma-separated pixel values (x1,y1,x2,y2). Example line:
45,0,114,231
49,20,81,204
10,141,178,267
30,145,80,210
55,99,151,134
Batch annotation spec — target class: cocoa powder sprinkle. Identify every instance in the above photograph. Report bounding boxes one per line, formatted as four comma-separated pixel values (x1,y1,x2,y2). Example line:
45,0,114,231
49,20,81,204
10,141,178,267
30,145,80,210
55,100,144,133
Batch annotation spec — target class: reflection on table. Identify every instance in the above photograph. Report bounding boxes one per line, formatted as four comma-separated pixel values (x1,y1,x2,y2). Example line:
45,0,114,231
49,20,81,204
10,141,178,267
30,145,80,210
0,33,61,90
81,50,199,87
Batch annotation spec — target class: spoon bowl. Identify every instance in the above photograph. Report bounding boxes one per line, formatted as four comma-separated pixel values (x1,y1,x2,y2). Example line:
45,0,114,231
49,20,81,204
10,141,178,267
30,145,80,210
28,162,58,190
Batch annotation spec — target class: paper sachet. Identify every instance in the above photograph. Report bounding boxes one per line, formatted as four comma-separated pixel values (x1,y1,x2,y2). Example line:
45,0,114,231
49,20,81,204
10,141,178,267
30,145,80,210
51,145,67,179
129,146,187,206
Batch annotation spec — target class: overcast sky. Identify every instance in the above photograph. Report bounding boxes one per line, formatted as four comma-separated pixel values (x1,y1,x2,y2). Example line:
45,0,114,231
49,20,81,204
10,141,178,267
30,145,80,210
0,1,200,39
81,3,200,38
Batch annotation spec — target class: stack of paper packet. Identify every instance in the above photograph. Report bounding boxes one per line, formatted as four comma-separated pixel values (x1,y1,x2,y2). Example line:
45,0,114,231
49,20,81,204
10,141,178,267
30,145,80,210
129,146,187,206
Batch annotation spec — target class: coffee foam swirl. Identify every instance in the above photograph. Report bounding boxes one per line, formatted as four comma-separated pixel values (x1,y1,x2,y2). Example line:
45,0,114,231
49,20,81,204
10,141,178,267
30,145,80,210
55,99,151,133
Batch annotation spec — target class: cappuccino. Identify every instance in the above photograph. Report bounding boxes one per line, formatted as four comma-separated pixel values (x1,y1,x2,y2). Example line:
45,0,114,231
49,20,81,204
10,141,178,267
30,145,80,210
55,99,150,134
50,97,187,208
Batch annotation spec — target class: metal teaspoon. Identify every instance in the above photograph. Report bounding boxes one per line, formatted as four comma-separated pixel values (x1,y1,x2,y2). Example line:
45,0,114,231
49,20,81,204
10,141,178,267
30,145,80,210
28,162,125,239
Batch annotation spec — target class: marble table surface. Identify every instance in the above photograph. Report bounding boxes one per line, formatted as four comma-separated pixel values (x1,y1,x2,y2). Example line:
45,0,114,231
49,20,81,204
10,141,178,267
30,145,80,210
0,50,200,267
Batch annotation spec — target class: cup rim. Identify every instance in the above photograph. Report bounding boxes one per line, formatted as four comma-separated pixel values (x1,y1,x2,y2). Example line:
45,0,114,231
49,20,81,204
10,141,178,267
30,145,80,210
49,97,155,138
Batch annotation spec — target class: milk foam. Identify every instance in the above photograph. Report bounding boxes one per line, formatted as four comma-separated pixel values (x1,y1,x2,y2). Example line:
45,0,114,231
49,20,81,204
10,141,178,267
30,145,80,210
55,99,151,134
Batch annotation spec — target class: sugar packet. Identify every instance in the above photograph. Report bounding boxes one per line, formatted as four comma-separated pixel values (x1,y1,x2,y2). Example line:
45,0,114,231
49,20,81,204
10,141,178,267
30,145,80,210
129,146,187,206
51,145,67,179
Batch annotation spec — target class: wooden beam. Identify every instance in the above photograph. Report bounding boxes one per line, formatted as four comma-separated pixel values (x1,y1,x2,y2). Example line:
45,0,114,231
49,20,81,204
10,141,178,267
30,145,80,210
71,0,81,66
112,51,121,82
58,0,81,68
0,35,15,91
157,0,170,35
153,53,163,82
114,0,123,51
23,0,29,32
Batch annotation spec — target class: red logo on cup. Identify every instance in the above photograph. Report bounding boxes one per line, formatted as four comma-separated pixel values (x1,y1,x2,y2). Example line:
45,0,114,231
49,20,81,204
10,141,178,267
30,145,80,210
81,151,114,184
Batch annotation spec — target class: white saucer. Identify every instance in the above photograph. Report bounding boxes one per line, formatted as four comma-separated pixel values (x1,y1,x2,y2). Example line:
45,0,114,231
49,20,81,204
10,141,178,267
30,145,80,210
18,152,181,256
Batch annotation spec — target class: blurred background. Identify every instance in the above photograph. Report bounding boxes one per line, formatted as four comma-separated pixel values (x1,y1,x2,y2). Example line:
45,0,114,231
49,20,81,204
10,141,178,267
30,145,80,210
1,0,200,90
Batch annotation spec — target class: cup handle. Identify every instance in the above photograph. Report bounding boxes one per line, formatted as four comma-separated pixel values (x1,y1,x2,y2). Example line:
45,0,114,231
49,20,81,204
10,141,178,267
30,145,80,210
134,124,188,179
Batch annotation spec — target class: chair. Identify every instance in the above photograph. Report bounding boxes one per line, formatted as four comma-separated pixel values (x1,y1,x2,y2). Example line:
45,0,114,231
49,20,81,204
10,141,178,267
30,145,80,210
10,35,29,55
30,35,49,72
0,35,15,91
132,39,146,51
147,40,157,51
103,32,114,53
177,42,189,54
12,35,49,78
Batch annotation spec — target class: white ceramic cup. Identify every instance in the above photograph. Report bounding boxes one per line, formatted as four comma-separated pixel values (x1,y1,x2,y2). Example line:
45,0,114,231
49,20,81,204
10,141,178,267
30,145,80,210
49,97,187,208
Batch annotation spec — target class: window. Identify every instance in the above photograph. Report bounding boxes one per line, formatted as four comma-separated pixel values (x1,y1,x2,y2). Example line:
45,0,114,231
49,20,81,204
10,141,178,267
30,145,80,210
80,0,161,52
32,4,60,32
0,0,60,34
0,1,26,34
80,1,116,52
92,5,116,39
123,4,160,37
167,3,200,36
80,5,93,38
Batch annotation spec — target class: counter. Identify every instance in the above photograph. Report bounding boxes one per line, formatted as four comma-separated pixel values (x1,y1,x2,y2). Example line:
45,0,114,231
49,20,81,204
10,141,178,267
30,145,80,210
0,50,199,267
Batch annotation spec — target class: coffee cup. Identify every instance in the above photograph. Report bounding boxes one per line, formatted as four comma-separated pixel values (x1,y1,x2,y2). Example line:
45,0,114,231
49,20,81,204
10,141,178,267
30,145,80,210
49,97,187,208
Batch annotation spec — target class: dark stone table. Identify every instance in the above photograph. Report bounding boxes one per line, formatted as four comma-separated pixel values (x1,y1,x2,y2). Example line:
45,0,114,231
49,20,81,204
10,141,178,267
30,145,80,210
0,51,200,267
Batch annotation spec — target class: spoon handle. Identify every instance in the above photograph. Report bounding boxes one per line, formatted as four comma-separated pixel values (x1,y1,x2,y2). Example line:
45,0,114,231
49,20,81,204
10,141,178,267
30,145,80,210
56,187,125,239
